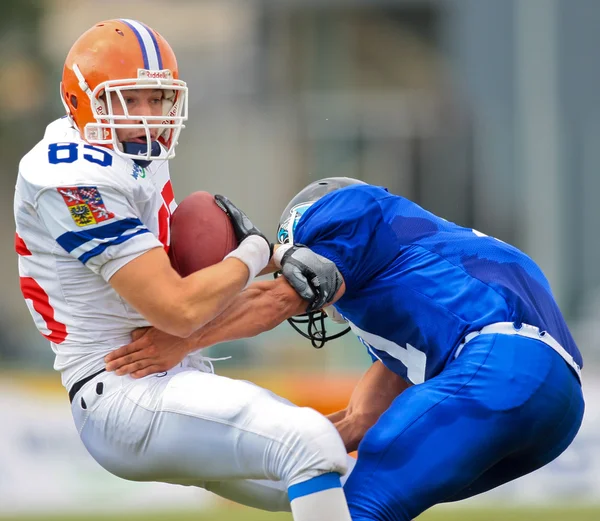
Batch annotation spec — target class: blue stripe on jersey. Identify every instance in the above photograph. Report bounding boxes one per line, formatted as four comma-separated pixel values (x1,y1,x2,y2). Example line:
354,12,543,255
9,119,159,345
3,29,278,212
56,218,145,253
78,228,152,264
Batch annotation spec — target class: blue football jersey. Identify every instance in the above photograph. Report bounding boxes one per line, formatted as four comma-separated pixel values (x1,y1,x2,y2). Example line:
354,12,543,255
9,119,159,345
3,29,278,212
293,185,583,384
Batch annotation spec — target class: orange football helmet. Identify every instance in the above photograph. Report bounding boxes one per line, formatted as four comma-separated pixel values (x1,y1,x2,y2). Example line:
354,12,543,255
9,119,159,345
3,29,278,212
60,19,188,162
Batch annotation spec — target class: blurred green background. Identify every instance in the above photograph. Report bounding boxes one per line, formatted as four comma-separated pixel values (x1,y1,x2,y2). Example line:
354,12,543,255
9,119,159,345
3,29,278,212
3,505,600,521
2,0,600,519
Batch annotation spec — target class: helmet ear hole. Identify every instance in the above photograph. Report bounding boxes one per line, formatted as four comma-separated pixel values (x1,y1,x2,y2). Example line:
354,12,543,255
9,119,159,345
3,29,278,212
69,94,78,109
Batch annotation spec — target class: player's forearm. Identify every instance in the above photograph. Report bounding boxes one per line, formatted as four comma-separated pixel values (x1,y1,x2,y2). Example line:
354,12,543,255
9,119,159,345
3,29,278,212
139,257,251,337
326,409,348,424
111,248,254,338
330,413,370,454
192,277,306,348
325,409,364,453
174,257,255,333
331,362,410,451
103,279,305,377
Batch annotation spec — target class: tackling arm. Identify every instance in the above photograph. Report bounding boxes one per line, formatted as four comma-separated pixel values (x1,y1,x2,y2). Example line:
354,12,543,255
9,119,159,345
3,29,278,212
329,361,410,453
105,275,339,376
194,276,308,348
109,246,261,337
110,194,274,339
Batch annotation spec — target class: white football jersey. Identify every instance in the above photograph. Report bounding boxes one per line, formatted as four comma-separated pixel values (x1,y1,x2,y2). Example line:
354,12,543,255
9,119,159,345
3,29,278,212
14,117,177,389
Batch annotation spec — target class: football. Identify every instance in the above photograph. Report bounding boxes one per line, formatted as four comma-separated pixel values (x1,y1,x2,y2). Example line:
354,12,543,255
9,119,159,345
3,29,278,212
168,191,238,277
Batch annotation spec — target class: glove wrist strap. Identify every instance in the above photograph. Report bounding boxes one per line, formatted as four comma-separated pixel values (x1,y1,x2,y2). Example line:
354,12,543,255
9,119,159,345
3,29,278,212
273,244,293,269
225,235,271,287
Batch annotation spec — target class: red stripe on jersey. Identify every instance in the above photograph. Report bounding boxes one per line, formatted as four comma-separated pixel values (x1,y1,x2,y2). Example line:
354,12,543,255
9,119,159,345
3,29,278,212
158,180,175,252
161,180,175,208
158,204,170,253
15,233,32,256
20,276,68,344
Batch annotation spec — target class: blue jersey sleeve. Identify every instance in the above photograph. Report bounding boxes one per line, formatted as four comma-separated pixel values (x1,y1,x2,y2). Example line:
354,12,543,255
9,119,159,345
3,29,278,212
293,186,399,294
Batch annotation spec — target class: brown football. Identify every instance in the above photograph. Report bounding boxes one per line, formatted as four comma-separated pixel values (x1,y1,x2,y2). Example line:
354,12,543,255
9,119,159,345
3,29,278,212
168,191,238,277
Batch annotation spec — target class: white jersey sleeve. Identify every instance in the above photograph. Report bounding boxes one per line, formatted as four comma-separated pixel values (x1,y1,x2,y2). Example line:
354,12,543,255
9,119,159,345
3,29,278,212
36,184,162,281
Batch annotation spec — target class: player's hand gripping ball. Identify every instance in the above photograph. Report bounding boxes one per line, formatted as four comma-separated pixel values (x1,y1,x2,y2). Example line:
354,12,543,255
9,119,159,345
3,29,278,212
214,194,273,257
168,191,238,276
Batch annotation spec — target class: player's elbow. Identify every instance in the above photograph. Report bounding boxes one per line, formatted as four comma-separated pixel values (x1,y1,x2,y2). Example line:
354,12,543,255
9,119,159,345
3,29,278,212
145,299,201,338
169,321,196,339
149,312,196,338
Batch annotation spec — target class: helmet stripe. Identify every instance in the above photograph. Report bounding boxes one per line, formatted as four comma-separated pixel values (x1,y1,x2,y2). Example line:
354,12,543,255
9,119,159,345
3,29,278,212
143,23,164,70
120,19,162,70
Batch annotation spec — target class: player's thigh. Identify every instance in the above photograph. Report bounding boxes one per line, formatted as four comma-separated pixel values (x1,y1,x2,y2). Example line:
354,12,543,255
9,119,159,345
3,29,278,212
344,378,502,521
344,335,583,521
75,368,346,485
445,347,585,503
446,409,583,504
154,372,330,480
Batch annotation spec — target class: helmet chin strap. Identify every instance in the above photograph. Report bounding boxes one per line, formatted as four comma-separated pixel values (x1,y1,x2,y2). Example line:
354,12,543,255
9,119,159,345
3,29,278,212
272,271,351,348
121,140,162,167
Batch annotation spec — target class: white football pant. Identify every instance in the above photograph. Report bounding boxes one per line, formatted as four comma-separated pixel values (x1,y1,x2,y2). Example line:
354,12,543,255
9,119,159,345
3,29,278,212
70,363,352,511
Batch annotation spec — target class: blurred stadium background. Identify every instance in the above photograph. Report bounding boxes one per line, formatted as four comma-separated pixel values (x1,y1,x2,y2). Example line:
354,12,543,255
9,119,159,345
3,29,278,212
1,0,600,519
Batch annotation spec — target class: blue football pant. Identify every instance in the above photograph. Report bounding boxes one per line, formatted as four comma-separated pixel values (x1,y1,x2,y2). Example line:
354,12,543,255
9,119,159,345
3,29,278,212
343,334,585,521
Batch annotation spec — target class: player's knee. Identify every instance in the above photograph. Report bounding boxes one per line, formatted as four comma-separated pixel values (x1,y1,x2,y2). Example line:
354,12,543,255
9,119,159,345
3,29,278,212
277,407,348,486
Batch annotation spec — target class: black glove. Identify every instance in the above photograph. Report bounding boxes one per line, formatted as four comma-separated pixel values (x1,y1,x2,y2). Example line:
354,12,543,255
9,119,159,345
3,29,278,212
214,195,273,257
280,245,343,312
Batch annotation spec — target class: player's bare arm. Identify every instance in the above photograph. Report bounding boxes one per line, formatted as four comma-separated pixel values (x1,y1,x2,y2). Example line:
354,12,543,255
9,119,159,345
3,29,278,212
328,361,410,453
106,275,347,377
106,277,302,376
193,276,345,348
109,190,279,338
109,247,256,337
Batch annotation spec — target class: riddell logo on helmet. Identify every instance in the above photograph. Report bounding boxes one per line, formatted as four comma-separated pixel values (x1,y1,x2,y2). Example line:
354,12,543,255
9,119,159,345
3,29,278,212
138,69,173,80
167,104,178,117
85,127,109,140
